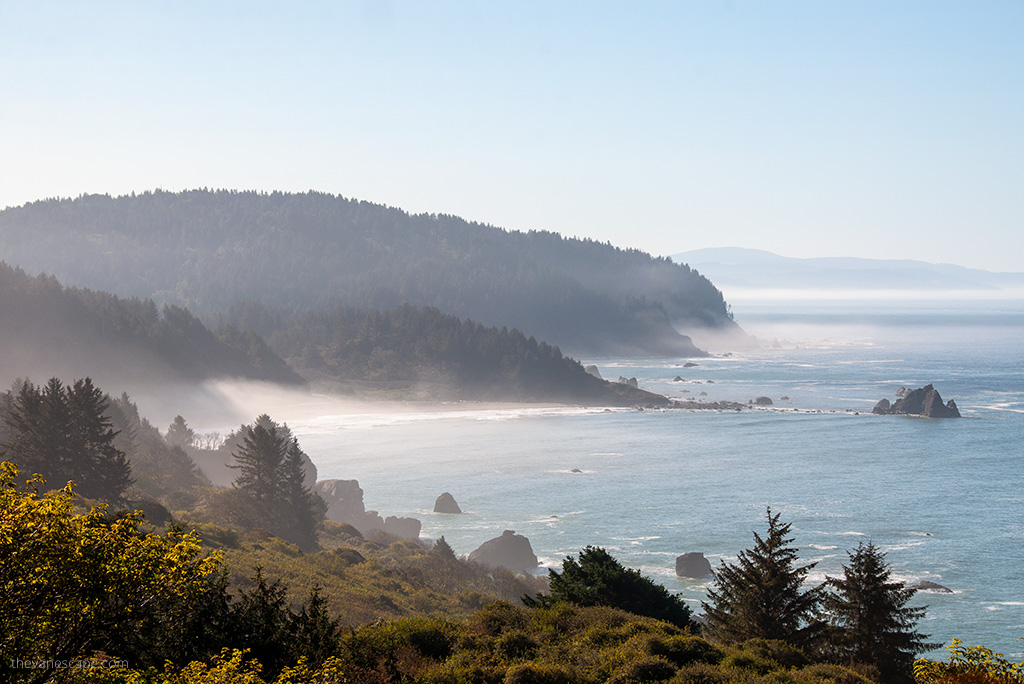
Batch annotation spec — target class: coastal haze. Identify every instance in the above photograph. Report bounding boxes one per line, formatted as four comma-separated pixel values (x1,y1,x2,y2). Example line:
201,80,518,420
2,2,1023,679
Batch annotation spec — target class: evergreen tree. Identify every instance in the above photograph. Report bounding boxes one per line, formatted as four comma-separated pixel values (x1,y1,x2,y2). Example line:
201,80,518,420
228,415,324,550
824,541,937,682
279,436,326,551
527,546,695,629
702,508,823,649
0,377,131,502
165,414,196,449
230,567,296,679
291,585,341,667
230,419,288,504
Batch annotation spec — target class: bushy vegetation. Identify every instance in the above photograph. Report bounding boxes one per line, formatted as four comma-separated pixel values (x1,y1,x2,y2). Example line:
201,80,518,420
2,376,1014,684
526,546,695,629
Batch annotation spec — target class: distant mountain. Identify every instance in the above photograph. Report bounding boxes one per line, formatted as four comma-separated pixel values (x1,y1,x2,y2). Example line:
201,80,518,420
0,261,302,389
673,247,1024,295
0,190,742,356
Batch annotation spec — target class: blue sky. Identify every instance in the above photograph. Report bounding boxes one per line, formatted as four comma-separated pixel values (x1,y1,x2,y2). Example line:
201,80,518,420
2,1,1022,271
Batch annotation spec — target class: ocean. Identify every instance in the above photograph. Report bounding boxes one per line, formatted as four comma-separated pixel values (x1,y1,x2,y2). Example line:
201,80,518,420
292,299,1024,658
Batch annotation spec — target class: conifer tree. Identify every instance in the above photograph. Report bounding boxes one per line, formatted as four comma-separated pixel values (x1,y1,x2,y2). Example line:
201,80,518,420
291,585,341,667
279,436,326,551
702,508,823,649
528,546,695,629
230,420,288,504
0,377,130,501
228,415,324,550
823,541,936,682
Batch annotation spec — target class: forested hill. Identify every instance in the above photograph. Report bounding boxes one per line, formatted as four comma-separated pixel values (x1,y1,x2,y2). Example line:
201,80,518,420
0,261,301,388
219,302,671,406
0,190,740,356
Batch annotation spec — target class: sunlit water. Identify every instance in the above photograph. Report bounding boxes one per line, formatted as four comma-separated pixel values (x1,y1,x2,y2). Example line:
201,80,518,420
290,300,1024,658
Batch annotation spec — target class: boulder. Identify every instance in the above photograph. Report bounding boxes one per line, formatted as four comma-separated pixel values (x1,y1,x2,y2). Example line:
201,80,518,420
673,376,684,382
914,580,953,593
752,396,773,406
584,365,603,380
684,362,699,368
872,385,961,418
468,530,539,574
315,478,422,541
433,492,463,514
675,552,713,578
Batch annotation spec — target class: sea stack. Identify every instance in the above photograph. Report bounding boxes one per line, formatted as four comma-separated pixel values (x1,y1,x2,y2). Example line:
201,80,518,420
872,385,961,418
675,552,714,578
433,492,463,514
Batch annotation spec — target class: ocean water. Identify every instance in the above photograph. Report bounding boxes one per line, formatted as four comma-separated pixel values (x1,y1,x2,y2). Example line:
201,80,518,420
292,300,1024,658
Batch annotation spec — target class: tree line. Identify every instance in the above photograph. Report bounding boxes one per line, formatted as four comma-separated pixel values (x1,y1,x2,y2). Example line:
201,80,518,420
219,302,669,405
0,260,301,386
0,189,738,356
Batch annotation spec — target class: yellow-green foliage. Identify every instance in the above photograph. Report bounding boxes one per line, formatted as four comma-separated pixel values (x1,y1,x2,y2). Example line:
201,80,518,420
61,649,347,683
212,530,546,626
0,461,219,672
914,639,1024,684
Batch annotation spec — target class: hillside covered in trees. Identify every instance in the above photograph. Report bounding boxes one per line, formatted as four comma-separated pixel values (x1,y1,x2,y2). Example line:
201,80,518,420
0,261,301,389
219,302,670,405
0,190,742,356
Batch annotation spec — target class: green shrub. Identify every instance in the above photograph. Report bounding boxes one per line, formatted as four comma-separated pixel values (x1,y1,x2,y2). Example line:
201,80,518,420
648,635,725,666
608,655,678,683
668,662,731,684
789,663,875,684
496,629,540,661
504,662,574,684
474,601,531,636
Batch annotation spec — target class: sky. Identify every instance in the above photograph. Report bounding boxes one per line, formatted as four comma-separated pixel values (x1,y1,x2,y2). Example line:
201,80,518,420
1,1,1022,272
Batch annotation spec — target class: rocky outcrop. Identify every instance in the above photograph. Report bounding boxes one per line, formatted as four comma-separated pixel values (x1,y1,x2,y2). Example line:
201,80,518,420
433,492,463,514
872,385,961,418
468,530,538,574
315,479,422,540
675,552,713,578
912,580,953,593
585,365,603,380
617,376,639,388
751,396,773,406
683,362,699,368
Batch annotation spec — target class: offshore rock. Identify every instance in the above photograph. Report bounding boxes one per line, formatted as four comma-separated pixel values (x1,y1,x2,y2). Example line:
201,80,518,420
675,552,714,578
433,492,463,514
316,478,422,540
872,385,961,418
468,530,539,574
584,365,603,380
752,396,773,406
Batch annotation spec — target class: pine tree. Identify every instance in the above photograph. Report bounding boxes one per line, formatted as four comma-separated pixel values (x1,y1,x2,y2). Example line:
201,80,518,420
823,541,937,682
0,377,130,502
528,546,695,629
231,567,296,679
279,437,326,551
702,508,823,649
229,415,324,550
165,415,195,449
230,420,288,504
291,585,341,667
